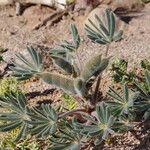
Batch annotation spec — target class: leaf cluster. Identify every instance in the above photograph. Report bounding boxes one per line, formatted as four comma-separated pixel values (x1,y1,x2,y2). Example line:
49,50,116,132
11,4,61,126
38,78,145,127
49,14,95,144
0,9,149,150
11,25,109,99
110,58,136,83
85,9,123,45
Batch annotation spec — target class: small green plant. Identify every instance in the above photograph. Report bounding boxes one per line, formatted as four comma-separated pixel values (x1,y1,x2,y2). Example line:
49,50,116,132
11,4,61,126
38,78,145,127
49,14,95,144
0,9,149,150
0,92,30,141
141,59,150,71
11,37,109,103
134,70,150,120
62,93,78,110
110,58,136,83
16,139,40,150
107,83,135,116
75,102,116,145
0,77,20,97
0,128,18,149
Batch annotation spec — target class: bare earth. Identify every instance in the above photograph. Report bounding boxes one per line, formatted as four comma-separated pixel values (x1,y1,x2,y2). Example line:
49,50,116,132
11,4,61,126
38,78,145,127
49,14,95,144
0,3,150,150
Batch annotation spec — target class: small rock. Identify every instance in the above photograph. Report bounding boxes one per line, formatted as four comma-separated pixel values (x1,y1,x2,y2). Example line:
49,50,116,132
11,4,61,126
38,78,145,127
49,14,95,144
84,5,125,33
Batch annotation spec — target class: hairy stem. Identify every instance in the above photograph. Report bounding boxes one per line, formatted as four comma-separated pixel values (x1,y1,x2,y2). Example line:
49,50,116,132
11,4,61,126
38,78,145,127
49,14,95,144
105,44,110,57
75,49,83,71
58,108,85,119
93,75,102,102
92,43,110,102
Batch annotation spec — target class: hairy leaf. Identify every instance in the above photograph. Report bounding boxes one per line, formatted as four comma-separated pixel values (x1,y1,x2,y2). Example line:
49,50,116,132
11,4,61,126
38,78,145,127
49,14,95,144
107,84,134,116
80,55,109,82
10,46,43,80
29,104,58,138
0,92,31,141
51,55,78,77
85,9,123,44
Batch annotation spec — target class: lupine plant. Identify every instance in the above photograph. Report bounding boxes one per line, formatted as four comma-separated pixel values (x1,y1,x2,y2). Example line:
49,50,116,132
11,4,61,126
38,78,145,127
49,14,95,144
110,58,136,83
0,9,149,150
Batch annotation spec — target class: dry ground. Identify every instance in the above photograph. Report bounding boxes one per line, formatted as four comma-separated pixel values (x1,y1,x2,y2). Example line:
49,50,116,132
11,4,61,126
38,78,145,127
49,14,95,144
0,2,150,150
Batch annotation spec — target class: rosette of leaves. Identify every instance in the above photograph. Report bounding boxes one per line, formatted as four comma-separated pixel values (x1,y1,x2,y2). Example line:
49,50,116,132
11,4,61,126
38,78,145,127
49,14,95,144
74,102,116,145
107,84,135,116
10,46,43,80
49,121,84,150
134,70,150,120
10,45,109,97
0,92,60,141
85,9,123,44
29,104,58,138
0,92,31,141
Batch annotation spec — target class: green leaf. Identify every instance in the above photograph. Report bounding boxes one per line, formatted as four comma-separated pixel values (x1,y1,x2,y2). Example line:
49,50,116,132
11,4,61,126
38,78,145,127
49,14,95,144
49,120,82,150
134,70,150,120
145,70,150,92
71,24,81,49
30,104,58,138
85,9,123,44
0,93,31,141
49,143,80,150
107,84,134,116
37,72,77,94
106,9,115,40
37,72,86,97
51,55,78,77
78,102,115,145
80,55,109,81
10,47,43,80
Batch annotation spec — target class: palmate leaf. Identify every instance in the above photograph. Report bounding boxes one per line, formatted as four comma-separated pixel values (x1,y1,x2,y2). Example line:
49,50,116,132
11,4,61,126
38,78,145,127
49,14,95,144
107,84,134,116
77,102,115,145
29,104,58,138
10,46,43,81
50,24,80,58
85,9,123,44
0,92,31,141
49,121,82,150
134,70,150,120
80,54,109,82
71,24,81,49
113,115,134,132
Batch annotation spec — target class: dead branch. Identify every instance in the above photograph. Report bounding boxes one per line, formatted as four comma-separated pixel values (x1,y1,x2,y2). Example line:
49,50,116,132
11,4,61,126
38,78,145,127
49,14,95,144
33,9,67,30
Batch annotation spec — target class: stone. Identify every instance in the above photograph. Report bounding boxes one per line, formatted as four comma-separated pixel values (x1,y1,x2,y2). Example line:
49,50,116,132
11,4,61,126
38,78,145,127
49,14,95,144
84,5,126,33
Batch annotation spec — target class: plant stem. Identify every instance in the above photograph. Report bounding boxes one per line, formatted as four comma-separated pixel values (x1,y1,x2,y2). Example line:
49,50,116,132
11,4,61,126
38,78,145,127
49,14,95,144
58,108,85,119
105,44,110,57
93,75,102,103
75,48,83,71
93,43,110,101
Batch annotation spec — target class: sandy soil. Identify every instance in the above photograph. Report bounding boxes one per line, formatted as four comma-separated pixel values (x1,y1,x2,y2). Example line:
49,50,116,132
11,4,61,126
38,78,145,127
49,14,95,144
0,3,150,150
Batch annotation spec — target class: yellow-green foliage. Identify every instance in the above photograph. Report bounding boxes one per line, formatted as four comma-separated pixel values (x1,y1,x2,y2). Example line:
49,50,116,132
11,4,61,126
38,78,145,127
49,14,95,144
0,77,20,97
0,129,40,150
62,93,78,110
0,128,19,149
